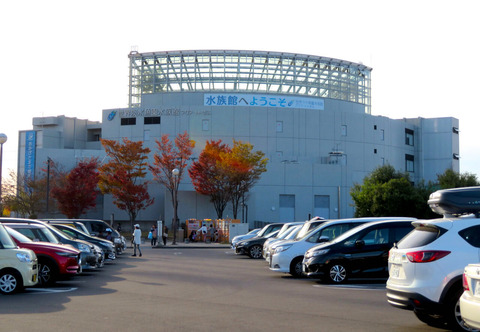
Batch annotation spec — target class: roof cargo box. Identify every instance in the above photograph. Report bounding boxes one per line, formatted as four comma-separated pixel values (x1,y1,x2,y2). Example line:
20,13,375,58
428,186,480,216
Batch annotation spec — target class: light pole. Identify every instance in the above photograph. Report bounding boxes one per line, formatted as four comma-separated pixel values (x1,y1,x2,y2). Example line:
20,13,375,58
172,168,180,245
0,133,7,217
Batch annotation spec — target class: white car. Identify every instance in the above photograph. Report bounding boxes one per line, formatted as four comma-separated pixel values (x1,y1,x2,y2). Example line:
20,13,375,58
263,224,302,261
460,264,480,330
386,186,480,331
269,217,412,277
230,228,261,248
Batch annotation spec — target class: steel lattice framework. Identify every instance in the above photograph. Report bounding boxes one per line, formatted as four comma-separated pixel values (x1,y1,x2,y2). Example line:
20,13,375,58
128,50,372,113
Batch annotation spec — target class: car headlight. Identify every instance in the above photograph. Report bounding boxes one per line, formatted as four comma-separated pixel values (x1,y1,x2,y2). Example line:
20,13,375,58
16,252,33,263
77,243,91,253
305,248,330,258
274,244,292,254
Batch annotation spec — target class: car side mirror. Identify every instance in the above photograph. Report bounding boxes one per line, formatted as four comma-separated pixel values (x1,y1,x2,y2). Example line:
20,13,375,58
355,239,365,247
317,236,330,243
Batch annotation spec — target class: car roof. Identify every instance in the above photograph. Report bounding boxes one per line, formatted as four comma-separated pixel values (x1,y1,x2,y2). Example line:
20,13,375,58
3,223,47,229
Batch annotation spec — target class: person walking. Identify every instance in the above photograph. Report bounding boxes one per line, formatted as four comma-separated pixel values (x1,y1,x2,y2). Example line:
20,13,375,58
162,225,168,246
132,224,142,257
198,224,207,243
150,224,157,247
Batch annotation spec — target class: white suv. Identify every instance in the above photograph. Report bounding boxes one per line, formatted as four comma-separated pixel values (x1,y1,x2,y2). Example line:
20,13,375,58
386,186,480,331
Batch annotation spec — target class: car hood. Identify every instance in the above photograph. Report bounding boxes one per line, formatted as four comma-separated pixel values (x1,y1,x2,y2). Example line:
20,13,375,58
17,240,80,254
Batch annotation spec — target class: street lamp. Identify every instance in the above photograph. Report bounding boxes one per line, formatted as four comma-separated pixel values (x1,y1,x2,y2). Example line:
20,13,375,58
172,168,180,245
0,133,7,217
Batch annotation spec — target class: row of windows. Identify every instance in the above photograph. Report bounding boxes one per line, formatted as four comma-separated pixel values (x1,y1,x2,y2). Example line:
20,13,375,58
121,117,160,126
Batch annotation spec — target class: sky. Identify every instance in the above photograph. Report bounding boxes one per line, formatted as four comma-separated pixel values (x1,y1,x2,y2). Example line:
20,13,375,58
1,0,479,178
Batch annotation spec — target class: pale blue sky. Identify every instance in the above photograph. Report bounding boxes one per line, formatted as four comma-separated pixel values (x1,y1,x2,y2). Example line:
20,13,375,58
1,0,479,177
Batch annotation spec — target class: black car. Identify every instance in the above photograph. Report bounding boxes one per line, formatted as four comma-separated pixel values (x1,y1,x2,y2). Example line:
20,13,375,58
51,224,116,261
302,219,414,283
43,219,126,255
235,222,285,258
0,219,103,270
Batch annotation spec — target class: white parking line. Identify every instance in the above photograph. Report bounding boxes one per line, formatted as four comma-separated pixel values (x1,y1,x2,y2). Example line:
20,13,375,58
313,284,385,291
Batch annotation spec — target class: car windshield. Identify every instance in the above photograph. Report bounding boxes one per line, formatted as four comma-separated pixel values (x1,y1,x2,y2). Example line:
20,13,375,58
47,224,76,241
295,221,325,241
0,225,17,249
6,227,33,243
12,226,61,244
284,226,302,240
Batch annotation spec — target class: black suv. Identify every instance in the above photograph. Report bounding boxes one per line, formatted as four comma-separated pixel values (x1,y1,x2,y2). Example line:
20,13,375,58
235,222,285,258
302,219,415,283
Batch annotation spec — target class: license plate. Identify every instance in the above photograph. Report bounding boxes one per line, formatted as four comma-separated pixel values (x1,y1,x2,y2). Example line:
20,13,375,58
475,280,480,297
390,264,402,278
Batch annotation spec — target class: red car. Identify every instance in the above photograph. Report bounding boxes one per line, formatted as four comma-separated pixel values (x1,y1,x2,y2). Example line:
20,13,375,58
5,226,80,286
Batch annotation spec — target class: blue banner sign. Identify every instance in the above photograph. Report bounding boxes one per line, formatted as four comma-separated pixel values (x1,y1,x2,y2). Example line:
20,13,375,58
204,94,324,110
25,131,36,182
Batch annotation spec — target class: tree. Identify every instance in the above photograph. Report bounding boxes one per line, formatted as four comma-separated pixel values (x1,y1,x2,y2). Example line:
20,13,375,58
50,158,100,218
221,140,268,219
149,132,195,244
350,165,435,218
2,170,47,218
437,169,479,189
189,140,231,219
98,138,154,230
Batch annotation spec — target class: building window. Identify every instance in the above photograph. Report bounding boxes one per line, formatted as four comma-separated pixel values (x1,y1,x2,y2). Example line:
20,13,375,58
405,154,414,172
314,195,330,219
405,129,414,146
121,118,136,126
341,125,347,136
374,125,377,130
202,119,209,131
276,121,283,133
144,116,160,125
380,129,384,141
374,149,377,154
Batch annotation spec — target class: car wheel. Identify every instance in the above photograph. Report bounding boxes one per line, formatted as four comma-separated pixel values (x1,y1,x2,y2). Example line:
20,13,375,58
446,288,471,331
327,262,348,283
289,257,304,278
0,270,23,295
38,259,57,286
248,245,263,259
413,311,447,329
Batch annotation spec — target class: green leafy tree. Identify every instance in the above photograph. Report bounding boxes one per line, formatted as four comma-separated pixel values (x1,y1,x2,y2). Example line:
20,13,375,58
437,169,479,189
350,165,435,218
98,138,154,231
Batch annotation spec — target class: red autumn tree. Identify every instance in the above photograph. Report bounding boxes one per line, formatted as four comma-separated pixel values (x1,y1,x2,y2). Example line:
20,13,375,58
188,140,231,219
221,140,268,219
50,158,100,218
149,132,195,244
98,138,154,230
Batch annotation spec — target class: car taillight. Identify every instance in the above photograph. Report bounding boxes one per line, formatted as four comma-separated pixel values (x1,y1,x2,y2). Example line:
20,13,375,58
406,250,451,263
463,273,470,291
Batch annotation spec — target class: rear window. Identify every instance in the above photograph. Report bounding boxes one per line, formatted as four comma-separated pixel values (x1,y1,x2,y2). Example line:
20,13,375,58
397,225,445,249
459,225,480,248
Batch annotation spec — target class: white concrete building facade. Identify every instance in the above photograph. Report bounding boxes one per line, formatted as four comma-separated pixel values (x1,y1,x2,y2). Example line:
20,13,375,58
18,50,459,226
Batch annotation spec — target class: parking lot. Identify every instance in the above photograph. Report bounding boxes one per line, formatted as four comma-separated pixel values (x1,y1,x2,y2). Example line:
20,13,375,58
1,245,440,332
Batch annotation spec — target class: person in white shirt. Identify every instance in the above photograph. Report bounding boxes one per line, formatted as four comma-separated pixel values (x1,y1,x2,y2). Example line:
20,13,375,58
132,224,142,257
197,224,207,242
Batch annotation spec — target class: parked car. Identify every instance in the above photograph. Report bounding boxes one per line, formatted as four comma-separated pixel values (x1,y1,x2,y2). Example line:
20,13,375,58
231,228,261,248
51,224,116,261
292,216,326,241
0,223,38,294
386,187,480,331
263,224,303,260
0,218,104,270
4,223,100,271
269,217,408,277
5,226,80,286
303,219,415,283
460,263,480,330
235,230,280,258
43,219,126,255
